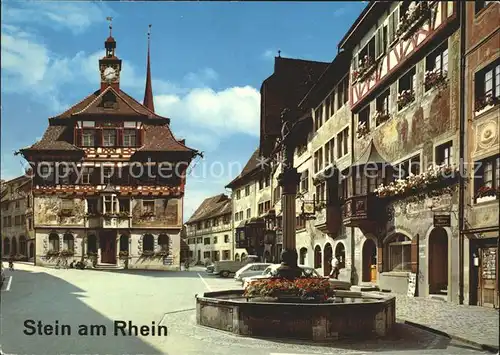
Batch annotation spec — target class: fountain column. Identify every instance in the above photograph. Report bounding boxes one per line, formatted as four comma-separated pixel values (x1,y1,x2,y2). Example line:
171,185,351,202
276,111,303,279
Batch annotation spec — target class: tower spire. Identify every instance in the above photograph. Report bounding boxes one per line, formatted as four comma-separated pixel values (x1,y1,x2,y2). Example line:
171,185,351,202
143,24,155,112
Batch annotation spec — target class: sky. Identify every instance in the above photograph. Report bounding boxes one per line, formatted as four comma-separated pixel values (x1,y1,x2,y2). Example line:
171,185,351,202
0,0,366,221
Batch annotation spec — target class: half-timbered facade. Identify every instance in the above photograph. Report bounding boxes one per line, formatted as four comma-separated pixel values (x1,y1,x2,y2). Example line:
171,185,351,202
338,1,462,300
18,31,198,270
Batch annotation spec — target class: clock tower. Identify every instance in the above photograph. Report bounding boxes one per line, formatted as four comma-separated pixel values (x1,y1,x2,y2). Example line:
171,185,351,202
99,21,122,92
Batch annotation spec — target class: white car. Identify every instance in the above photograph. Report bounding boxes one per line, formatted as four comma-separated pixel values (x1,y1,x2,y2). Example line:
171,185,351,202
234,263,272,283
242,264,321,288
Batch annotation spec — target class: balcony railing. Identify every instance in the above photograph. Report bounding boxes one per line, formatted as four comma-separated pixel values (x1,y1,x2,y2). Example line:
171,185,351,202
341,194,385,227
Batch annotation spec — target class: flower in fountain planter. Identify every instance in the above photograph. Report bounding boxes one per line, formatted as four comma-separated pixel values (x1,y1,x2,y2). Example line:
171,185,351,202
356,121,370,138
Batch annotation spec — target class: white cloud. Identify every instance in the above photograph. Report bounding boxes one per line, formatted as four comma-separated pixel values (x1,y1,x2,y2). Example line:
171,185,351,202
1,1,110,35
155,86,260,151
1,2,261,216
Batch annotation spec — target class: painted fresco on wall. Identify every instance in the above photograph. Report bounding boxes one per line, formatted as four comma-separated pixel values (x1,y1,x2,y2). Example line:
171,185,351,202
132,198,180,227
35,197,85,226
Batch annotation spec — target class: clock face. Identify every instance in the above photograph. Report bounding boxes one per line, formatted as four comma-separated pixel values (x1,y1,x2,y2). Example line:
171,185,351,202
103,66,117,81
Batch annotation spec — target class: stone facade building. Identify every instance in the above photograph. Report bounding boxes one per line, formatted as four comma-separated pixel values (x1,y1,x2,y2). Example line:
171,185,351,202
253,1,498,307
463,0,499,308
337,0,461,300
225,149,273,262
1,176,35,260
185,194,233,264
17,30,198,270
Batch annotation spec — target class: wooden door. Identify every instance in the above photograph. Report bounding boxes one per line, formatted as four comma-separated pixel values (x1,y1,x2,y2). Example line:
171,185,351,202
478,247,498,308
100,233,116,264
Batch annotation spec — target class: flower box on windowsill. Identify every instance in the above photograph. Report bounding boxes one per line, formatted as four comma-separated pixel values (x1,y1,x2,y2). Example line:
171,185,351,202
396,2,431,41
475,95,499,116
424,70,448,92
141,250,155,257
374,111,390,126
352,56,377,83
397,90,415,110
356,121,370,139
476,195,497,204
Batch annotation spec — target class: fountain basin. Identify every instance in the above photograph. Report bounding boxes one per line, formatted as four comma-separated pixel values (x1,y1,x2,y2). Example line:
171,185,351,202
196,289,395,341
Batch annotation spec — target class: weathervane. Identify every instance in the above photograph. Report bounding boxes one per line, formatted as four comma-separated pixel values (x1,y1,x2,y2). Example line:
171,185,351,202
106,16,113,36
278,50,281,58
148,24,152,39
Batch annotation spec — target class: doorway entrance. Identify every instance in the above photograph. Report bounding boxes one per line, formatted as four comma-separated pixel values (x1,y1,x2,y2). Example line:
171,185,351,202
362,239,377,283
29,243,34,259
323,243,332,276
471,237,499,308
428,228,448,294
99,231,117,264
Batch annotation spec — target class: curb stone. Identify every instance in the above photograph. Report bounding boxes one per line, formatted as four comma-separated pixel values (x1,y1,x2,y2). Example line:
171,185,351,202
398,318,499,353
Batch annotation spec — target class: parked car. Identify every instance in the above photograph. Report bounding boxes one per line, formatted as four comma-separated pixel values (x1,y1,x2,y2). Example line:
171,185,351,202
213,255,259,278
205,264,215,273
242,264,351,290
234,263,272,284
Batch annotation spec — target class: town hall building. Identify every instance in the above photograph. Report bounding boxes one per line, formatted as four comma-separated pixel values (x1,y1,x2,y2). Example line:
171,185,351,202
18,27,199,270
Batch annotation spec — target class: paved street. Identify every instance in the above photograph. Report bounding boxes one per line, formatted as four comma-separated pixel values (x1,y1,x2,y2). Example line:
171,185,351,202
0,263,496,355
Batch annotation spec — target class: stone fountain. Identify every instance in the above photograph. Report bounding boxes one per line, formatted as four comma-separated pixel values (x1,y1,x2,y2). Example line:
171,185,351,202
195,109,396,341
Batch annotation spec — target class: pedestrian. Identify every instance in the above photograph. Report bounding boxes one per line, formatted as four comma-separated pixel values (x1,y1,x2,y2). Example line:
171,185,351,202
8,256,14,271
329,255,340,279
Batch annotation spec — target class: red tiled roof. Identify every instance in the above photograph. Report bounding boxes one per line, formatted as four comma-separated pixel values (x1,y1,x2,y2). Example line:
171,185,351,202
21,86,198,155
225,148,261,189
136,124,197,153
23,125,84,152
186,194,231,224
50,86,169,120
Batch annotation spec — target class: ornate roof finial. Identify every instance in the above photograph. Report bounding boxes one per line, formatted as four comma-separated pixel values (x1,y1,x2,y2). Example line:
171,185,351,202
278,50,281,58
143,24,155,112
106,16,113,37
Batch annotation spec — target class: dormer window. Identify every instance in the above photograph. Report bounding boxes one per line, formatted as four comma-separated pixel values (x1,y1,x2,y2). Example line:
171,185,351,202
75,121,141,148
